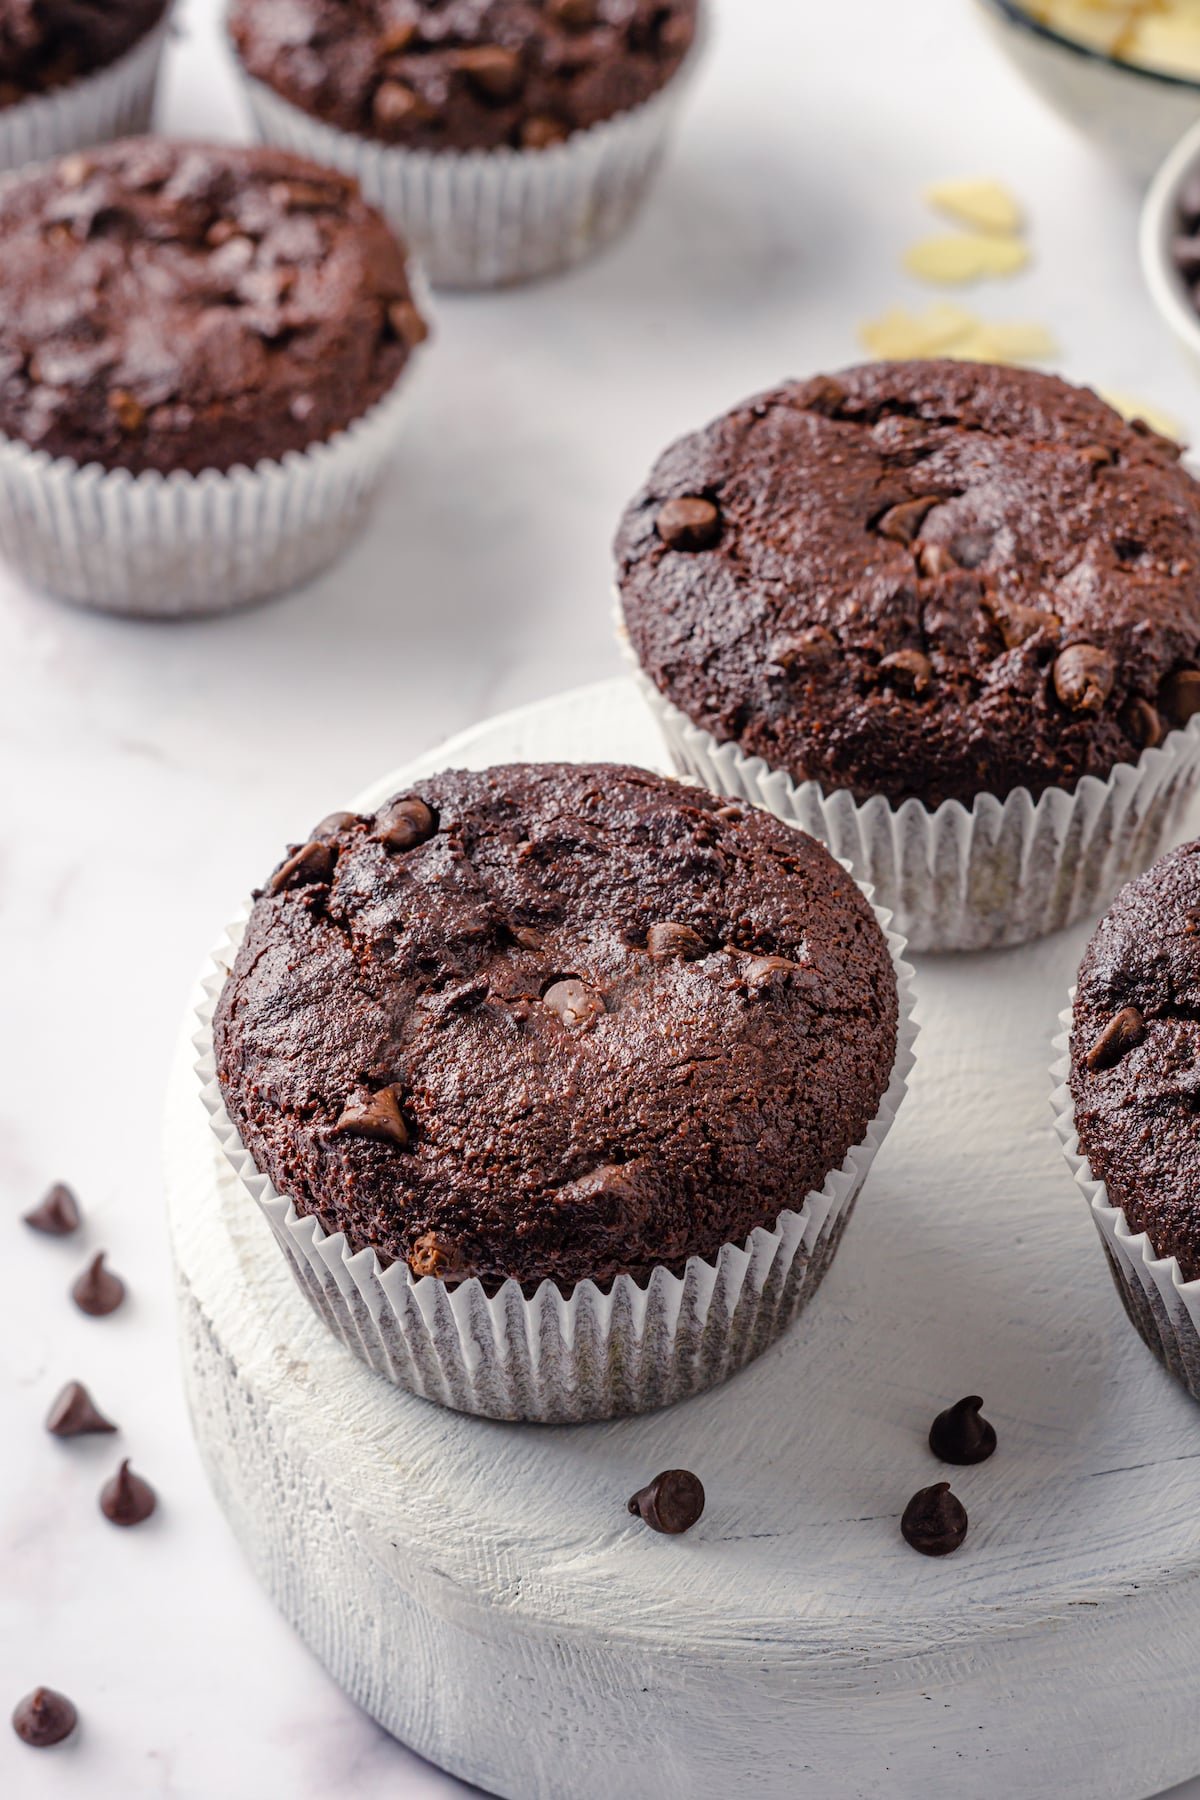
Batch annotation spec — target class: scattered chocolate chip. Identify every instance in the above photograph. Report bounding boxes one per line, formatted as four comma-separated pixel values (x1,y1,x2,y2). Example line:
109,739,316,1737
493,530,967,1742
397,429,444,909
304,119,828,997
311,810,358,841
458,44,524,100
742,953,799,989
334,1085,409,1147
377,19,418,54
543,978,605,1028
993,600,1060,650
520,114,570,149
769,626,837,673
1124,697,1164,750
23,1182,81,1236
1053,644,1114,714
11,1687,77,1748
45,1381,116,1438
628,1469,705,1535
375,797,437,852
1086,1005,1146,1072
548,0,596,25
373,80,428,130
928,1396,996,1466
408,1231,467,1280
70,1253,125,1318
876,496,936,543
99,1458,156,1527
656,496,721,552
387,299,429,345
507,923,545,951
646,922,706,961
108,387,144,433
901,1482,968,1556
1161,668,1200,729
270,839,335,894
879,648,933,695
1080,442,1115,468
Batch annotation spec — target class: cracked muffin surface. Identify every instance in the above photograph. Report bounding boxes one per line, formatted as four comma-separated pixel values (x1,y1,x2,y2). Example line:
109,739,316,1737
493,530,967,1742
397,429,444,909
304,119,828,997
214,762,898,1292
617,360,1200,810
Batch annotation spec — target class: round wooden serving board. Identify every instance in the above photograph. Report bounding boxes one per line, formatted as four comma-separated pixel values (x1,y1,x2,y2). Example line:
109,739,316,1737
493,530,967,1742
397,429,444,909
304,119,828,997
165,677,1200,1800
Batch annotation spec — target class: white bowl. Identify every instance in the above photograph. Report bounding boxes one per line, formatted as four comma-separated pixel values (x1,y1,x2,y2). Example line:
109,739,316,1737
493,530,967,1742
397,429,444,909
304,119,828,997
974,0,1200,183
1141,117,1200,379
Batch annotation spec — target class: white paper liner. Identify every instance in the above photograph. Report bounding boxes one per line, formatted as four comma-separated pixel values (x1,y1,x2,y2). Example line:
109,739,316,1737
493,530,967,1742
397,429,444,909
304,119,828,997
0,18,168,173
1052,1001,1200,1404
231,15,705,290
0,353,422,617
618,620,1200,955
193,879,916,1424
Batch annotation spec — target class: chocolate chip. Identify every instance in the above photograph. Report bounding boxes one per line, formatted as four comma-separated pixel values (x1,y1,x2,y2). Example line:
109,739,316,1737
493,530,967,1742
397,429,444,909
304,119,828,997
1161,668,1200,729
646,922,706,961
901,1482,968,1556
377,20,418,54
879,648,933,695
311,810,358,841
108,387,144,433
99,1458,156,1527
543,978,605,1028
520,115,570,149
269,178,337,211
876,496,936,543
656,496,721,552
507,922,545,951
928,1396,996,1466
373,80,428,130
387,299,428,345
743,953,800,989
334,1085,409,1147
458,45,524,100
916,542,956,578
11,1687,77,1748
270,839,335,894
408,1231,467,1280
993,600,1060,650
23,1181,80,1236
1086,1005,1146,1072
1124,697,1164,750
45,1381,116,1438
628,1470,705,1535
375,797,437,852
548,0,596,25
1053,644,1114,714
71,1253,125,1318
769,626,837,673
1080,442,1115,468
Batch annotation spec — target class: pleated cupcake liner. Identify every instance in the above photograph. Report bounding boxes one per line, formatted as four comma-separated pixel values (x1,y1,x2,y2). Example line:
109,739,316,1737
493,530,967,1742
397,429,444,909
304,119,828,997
1052,1002,1200,1404
0,19,169,173
230,14,706,290
618,622,1200,954
193,885,916,1424
0,351,423,617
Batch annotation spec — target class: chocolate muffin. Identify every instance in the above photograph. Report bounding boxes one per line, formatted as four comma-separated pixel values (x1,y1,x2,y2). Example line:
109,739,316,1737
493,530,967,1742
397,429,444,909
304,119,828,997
0,138,427,476
214,762,899,1294
228,0,700,153
617,360,1200,812
0,0,167,107
1070,840,1200,1281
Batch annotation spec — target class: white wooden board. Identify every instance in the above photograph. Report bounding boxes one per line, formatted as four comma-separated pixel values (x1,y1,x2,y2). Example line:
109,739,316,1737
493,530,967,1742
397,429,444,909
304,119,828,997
166,677,1200,1800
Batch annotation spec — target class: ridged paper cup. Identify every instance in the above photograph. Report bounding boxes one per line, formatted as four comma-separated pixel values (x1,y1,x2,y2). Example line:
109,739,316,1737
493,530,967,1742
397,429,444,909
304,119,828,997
231,16,706,290
0,19,169,173
619,624,1200,955
193,888,916,1425
0,356,421,617
1052,1001,1200,1404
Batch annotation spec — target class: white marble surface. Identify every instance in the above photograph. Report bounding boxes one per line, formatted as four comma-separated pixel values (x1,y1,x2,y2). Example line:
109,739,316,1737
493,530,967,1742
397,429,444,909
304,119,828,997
2,1,1200,1796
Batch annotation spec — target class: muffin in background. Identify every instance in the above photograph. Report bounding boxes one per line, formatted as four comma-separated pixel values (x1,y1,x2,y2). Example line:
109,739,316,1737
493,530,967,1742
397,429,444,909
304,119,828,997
0,138,429,614
1055,839,1200,1404
227,0,704,287
617,359,1200,952
0,1,170,172
204,761,915,1421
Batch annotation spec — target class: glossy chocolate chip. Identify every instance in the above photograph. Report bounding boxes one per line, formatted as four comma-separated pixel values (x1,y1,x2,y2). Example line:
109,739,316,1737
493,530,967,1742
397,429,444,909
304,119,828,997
1161,668,1200,729
71,1253,125,1318
646,922,706,961
387,300,429,346
408,1231,467,1280
378,20,418,54
270,839,335,894
375,797,437,852
45,1381,116,1438
1053,644,1114,714
334,1086,409,1147
458,45,524,100
628,1469,705,1535
901,1482,968,1556
769,626,837,673
879,649,933,695
311,810,358,841
994,600,1060,650
373,80,427,129
876,496,936,543
928,1396,996,1466
656,496,721,552
1086,1005,1146,1072
743,953,800,989
11,1687,77,1748
23,1182,80,1236
1124,698,1164,750
543,978,605,1028
548,0,596,25
99,1458,156,1527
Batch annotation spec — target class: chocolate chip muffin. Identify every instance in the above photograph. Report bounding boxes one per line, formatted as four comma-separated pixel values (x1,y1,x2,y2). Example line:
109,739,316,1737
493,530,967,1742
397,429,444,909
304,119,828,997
228,0,699,153
618,360,1200,812
1070,840,1200,1280
0,0,167,107
0,138,427,476
214,762,899,1295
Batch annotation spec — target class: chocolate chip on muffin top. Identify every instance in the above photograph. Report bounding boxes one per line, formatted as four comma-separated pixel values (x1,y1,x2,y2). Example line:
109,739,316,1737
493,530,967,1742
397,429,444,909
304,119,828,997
617,361,1200,810
228,0,700,152
0,138,427,474
214,763,899,1293
0,0,167,108
1071,839,1200,1282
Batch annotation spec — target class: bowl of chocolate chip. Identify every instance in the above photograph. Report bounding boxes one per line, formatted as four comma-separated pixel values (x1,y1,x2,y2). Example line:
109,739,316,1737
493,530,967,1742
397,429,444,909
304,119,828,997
1142,115,1200,379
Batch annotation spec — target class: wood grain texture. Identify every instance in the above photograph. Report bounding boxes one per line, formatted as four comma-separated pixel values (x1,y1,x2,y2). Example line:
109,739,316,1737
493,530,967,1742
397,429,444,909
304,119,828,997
167,678,1200,1800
